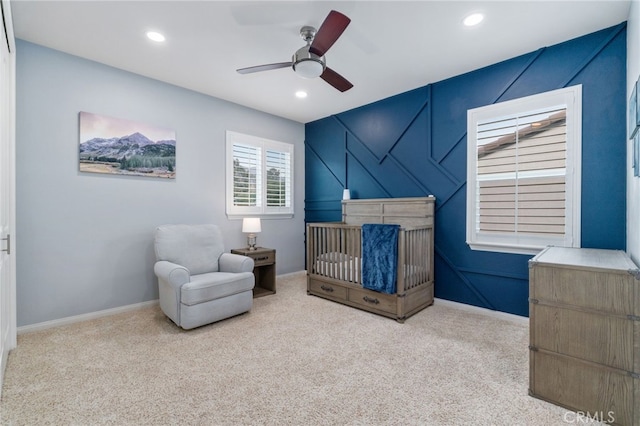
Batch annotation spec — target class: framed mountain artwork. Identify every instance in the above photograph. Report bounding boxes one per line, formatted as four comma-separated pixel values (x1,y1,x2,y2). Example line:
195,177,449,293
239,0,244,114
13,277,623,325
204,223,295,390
78,112,176,178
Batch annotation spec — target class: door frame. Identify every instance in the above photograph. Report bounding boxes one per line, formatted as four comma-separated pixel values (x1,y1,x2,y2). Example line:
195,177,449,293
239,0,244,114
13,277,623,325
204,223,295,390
0,0,17,396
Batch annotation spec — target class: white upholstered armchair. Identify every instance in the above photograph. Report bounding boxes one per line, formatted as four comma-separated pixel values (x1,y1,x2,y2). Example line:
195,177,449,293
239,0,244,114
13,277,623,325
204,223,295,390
153,224,255,329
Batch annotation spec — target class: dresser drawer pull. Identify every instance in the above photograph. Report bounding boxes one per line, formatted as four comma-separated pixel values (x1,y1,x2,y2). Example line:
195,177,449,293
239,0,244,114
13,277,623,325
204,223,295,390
320,285,334,293
255,256,270,261
363,296,380,305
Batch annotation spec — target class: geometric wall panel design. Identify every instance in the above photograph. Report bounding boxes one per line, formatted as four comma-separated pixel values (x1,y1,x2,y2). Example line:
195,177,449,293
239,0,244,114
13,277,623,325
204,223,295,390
305,24,627,317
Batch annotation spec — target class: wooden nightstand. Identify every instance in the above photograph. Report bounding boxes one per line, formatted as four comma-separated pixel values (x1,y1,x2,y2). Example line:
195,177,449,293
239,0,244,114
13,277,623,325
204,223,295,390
231,247,276,298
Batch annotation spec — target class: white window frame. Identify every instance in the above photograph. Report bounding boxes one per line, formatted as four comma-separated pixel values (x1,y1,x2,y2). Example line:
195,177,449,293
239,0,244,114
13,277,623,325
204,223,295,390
466,85,582,255
226,131,294,219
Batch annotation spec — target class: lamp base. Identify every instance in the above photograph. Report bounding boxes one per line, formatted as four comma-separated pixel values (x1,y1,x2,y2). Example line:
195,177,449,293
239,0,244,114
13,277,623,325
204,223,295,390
247,233,257,251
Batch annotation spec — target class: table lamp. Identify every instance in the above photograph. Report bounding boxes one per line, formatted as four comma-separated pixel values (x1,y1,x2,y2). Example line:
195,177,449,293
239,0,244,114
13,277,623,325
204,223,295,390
242,217,261,251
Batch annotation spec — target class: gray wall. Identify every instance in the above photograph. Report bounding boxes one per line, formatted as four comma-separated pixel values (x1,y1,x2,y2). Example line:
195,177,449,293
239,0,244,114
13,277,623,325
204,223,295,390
15,40,305,327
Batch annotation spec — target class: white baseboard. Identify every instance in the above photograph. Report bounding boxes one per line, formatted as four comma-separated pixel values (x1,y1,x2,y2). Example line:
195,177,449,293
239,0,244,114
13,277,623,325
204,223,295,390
17,300,159,335
17,272,306,334
278,270,306,278
434,298,529,325
16,275,526,334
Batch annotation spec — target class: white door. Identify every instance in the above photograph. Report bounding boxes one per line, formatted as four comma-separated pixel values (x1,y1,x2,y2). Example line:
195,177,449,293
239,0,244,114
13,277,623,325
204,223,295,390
0,0,17,395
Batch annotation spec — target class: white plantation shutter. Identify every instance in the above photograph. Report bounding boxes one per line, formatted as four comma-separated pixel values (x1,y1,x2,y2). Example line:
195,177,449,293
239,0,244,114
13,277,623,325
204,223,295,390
226,131,294,217
265,149,291,209
476,108,567,236
467,86,581,255
232,143,261,207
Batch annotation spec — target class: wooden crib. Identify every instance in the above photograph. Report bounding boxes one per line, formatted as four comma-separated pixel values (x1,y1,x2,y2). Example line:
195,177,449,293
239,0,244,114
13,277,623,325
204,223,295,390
306,197,435,322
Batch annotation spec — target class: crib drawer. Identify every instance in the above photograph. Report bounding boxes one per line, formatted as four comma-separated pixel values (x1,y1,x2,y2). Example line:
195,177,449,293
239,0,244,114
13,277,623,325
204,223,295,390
349,288,396,314
308,278,348,300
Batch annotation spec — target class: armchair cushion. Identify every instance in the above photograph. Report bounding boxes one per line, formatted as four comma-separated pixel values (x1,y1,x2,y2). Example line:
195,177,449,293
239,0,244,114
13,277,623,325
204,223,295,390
182,272,254,306
155,224,224,275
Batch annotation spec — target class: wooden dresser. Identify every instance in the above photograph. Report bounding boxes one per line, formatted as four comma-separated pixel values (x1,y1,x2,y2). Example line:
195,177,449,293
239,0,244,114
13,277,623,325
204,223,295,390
528,246,640,426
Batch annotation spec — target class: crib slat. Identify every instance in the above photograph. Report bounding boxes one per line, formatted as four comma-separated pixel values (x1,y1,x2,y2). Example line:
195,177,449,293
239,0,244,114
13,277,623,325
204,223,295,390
320,226,325,276
416,229,421,287
416,229,420,288
315,225,320,275
411,229,417,289
344,226,350,282
356,227,361,283
407,229,411,289
419,228,424,284
398,230,405,294
408,229,412,288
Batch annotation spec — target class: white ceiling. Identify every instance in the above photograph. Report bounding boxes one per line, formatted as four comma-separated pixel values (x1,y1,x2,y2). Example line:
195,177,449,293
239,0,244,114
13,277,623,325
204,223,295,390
11,0,631,123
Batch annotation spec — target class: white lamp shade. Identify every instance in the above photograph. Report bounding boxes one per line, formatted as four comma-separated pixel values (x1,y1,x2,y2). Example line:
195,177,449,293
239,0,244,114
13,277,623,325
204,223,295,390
342,189,351,200
242,217,262,233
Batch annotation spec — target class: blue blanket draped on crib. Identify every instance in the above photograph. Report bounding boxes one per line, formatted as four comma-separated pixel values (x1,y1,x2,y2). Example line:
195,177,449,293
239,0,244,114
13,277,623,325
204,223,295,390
361,223,400,294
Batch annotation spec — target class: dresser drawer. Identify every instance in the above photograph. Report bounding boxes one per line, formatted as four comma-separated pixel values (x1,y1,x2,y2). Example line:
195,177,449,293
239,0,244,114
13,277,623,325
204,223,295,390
308,278,347,300
529,247,639,317
348,288,396,314
530,303,636,371
530,350,638,426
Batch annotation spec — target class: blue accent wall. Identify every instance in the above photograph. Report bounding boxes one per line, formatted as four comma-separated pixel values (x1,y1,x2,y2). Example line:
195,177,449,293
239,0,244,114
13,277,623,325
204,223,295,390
305,24,627,317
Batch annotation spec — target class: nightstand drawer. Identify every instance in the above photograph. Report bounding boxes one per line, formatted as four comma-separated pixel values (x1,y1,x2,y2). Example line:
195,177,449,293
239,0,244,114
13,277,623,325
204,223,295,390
231,248,275,266
249,251,275,266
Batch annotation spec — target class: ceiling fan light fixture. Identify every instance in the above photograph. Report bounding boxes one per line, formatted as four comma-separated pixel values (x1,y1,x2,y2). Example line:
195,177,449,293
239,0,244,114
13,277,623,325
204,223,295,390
293,58,324,79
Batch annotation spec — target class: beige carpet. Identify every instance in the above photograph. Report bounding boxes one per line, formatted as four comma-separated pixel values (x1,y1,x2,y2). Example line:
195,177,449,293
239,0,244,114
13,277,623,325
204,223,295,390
1,272,590,425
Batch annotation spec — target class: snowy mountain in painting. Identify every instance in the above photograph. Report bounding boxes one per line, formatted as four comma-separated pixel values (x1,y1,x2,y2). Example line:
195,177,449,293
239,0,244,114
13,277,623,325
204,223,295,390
79,132,175,160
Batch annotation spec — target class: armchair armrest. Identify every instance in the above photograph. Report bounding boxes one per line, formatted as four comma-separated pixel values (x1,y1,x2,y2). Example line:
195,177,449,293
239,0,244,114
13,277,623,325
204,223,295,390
154,260,190,327
219,252,254,273
154,260,190,288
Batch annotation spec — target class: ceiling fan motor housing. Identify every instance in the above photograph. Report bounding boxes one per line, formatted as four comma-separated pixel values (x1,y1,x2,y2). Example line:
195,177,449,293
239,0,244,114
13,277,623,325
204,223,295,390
292,46,325,78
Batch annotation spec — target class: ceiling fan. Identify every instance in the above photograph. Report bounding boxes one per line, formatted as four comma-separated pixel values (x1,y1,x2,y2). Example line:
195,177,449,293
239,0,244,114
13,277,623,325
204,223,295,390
236,10,353,92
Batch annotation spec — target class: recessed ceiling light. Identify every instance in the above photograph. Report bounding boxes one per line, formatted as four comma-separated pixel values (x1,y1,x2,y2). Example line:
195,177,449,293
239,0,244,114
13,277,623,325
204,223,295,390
463,13,484,27
295,91,308,99
146,31,165,42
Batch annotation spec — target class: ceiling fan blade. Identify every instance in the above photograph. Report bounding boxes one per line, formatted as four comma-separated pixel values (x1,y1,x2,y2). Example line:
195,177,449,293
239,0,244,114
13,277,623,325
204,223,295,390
320,67,353,92
237,62,292,74
309,10,351,57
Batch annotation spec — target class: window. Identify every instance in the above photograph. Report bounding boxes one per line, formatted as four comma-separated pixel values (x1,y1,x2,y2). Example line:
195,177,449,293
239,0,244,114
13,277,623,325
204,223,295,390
226,131,293,218
466,86,581,255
